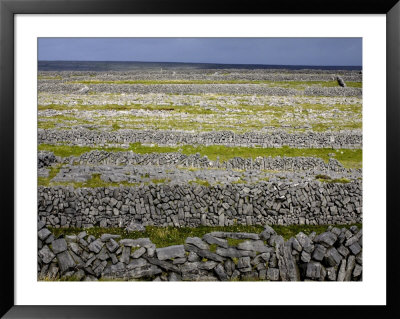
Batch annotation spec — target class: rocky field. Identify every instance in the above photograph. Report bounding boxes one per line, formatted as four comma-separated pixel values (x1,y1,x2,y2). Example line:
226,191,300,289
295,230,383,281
37,67,362,281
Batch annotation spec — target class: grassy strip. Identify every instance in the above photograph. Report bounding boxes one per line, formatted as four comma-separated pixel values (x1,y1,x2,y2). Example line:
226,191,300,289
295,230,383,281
37,143,362,169
66,79,362,88
315,174,351,184
48,224,362,247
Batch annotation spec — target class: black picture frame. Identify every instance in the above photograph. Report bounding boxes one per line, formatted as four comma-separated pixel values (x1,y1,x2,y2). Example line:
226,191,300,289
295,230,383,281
1,0,399,318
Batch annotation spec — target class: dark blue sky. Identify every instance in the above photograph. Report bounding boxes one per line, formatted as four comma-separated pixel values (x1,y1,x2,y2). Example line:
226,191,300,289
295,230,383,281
38,38,362,66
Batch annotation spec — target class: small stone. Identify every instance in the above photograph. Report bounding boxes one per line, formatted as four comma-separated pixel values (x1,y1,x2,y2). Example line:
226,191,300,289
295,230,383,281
326,267,337,281
185,237,209,250
100,234,121,242
125,221,145,233
306,261,322,279
237,256,251,269
187,251,200,262
57,251,76,273
312,245,327,261
88,239,104,254
51,238,67,254
38,228,51,241
38,245,55,264
301,251,311,263
131,247,146,259
337,245,350,257
267,268,280,281
349,242,361,255
324,247,342,267
214,264,228,281
315,232,337,247
106,238,119,253
156,245,185,261
353,264,362,277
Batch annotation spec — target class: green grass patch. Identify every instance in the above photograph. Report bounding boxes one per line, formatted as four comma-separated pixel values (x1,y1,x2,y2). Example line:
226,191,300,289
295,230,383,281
188,179,211,187
227,238,246,247
38,164,63,186
48,224,361,247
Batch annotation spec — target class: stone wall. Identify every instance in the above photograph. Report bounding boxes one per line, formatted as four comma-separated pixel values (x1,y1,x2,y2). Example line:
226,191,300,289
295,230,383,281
38,129,362,149
41,150,353,173
38,82,362,96
38,222,362,281
38,181,362,229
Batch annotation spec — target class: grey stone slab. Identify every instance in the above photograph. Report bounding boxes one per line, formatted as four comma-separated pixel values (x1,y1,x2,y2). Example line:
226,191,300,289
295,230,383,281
202,234,228,248
57,251,76,273
156,245,185,261
88,239,104,254
38,245,56,264
38,228,52,241
185,237,209,250
51,238,68,254
267,268,280,281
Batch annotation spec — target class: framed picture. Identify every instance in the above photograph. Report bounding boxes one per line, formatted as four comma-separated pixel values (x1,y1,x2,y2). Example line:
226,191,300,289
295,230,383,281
1,0,399,317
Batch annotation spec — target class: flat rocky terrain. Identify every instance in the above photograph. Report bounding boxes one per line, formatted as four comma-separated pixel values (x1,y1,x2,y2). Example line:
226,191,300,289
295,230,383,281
37,67,362,281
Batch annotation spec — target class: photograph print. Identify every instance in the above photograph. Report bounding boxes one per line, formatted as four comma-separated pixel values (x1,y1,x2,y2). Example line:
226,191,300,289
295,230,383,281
37,38,363,282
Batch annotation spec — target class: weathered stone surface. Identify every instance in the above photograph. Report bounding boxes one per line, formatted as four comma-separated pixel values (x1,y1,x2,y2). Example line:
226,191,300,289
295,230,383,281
156,245,185,261
267,268,280,281
126,264,162,279
185,244,225,262
216,247,255,258
145,257,180,273
353,264,362,277
51,238,68,254
126,258,148,270
315,232,337,247
312,245,327,261
275,237,300,281
100,234,121,242
125,221,145,233
88,239,104,254
326,267,337,281
131,247,146,259
306,261,322,279
120,238,152,247
202,234,228,248
337,259,347,281
39,245,56,264
214,264,228,281
209,232,259,240
185,237,209,250
295,232,314,253
349,242,361,255
57,251,76,273
324,247,342,267
38,228,52,241
237,240,270,253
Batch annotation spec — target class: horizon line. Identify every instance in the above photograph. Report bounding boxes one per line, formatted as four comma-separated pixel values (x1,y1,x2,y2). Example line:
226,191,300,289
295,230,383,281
38,60,362,67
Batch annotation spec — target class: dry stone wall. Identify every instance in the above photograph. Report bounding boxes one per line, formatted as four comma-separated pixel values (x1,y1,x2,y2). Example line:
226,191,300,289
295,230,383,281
38,222,362,281
38,181,362,229
38,129,362,149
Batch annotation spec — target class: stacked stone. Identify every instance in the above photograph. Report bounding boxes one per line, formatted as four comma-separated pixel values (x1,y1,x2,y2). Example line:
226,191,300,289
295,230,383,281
37,181,362,229
38,151,57,169
38,222,362,281
46,150,350,173
38,128,362,149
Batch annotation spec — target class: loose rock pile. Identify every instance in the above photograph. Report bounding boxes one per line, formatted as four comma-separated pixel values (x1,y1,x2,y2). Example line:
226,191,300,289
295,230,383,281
38,222,362,281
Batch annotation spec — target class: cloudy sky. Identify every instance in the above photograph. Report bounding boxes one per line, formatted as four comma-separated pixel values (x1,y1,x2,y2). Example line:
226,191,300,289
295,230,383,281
38,38,362,66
